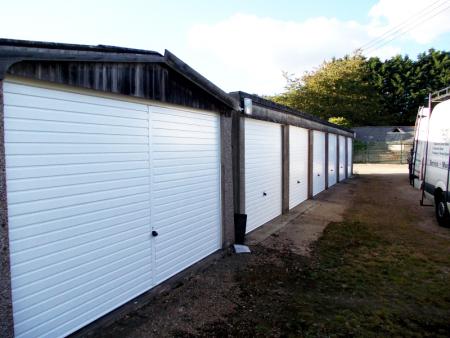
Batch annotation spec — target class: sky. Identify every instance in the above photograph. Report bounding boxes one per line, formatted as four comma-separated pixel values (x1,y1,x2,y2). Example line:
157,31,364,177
0,0,449,95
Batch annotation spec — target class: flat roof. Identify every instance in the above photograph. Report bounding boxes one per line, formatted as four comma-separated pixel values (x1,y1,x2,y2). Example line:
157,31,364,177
231,91,354,133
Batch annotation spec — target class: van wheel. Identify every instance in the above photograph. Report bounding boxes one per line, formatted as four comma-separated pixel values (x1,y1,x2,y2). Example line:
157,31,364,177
435,192,450,227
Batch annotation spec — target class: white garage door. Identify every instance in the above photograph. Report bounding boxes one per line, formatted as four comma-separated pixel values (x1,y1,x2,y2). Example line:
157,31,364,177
328,134,337,186
245,119,282,233
338,135,346,181
289,126,309,209
149,106,221,284
347,137,353,177
313,131,326,196
3,81,221,338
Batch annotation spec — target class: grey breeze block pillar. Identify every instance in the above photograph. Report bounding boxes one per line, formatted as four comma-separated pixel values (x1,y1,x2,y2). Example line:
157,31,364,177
231,112,245,215
220,113,235,247
0,79,15,338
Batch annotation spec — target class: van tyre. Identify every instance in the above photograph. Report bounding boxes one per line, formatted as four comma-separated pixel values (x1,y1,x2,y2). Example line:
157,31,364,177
435,192,450,227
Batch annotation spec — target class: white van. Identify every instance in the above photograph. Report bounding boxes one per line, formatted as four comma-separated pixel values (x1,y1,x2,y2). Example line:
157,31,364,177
411,106,430,189
420,99,450,226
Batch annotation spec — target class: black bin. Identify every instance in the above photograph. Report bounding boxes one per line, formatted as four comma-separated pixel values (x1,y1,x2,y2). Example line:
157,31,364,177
234,213,247,244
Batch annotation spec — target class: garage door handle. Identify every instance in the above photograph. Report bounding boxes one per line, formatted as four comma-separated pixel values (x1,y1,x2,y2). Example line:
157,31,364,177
263,192,267,196
330,169,334,172
317,174,320,176
152,230,158,237
297,180,300,184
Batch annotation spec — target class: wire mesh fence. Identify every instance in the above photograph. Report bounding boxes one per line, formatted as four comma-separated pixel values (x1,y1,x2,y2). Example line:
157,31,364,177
354,140,414,164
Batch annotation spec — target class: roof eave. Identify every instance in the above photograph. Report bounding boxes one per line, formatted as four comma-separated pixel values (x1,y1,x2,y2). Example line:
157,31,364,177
0,39,239,110
163,50,239,110
233,91,354,133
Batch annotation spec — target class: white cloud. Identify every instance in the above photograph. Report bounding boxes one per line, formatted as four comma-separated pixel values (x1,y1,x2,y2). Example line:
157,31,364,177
187,14,368,94
185,0,450,94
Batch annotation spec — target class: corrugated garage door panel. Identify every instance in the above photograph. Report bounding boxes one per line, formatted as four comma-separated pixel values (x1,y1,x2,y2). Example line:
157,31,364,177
4,82,153,338
150,106,221,284
328,134,337,186
313,131,326,196
339,135,346,181
245,119,282,233
347,138,353,177
289,126,309,209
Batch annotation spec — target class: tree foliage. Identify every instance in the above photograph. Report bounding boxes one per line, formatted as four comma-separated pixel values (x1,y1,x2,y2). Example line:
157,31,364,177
328,116,351,128
272,49,450,126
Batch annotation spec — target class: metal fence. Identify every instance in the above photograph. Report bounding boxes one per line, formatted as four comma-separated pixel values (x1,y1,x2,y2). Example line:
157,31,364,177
354,141,414,164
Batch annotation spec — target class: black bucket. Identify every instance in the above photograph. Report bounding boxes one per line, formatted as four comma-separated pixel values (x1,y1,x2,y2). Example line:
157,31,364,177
234,213,247,244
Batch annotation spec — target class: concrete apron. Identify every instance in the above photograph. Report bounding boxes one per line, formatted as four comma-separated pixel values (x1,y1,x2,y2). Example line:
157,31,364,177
245,178,356,256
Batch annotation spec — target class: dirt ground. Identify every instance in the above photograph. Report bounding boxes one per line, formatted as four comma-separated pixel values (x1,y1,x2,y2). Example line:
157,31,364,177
84,164,450,337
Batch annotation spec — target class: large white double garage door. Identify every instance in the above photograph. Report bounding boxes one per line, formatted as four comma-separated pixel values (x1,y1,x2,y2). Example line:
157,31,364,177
4,81,221,337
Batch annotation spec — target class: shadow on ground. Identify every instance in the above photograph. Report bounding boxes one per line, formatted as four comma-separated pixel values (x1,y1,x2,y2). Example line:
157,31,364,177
86,166,450,338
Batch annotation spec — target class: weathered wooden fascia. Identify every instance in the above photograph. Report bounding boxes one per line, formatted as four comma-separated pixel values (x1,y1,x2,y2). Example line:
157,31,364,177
163,50,239,112
242,106,354,138
0,44,239,113
0,51,164,80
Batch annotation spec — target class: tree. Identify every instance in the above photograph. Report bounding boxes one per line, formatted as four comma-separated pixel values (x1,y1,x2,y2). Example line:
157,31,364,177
272,53,381,127
272,49,450,126
366,50,450,125
328,116,351,128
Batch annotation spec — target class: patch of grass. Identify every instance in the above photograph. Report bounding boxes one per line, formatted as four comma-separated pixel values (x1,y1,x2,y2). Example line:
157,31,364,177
193,220,450,337
292,220,450,337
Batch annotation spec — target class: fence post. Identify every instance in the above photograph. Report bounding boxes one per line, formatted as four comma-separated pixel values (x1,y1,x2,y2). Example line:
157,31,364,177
400,139,403,164
366,142,369,163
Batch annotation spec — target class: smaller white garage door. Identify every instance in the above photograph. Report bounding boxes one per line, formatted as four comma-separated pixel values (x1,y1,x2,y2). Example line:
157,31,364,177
313,131,326,196
347,137,353,177
328,134,337,186
338,135,346,181
289,126,309,209
245,119,282,233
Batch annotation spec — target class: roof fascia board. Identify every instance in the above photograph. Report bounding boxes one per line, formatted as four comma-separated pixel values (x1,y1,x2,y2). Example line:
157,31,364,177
163,50,239,110
0,49,164,80
234,91,354,134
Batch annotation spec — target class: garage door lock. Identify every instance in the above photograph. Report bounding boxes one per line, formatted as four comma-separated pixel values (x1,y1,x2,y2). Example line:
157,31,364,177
152,230,159,237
